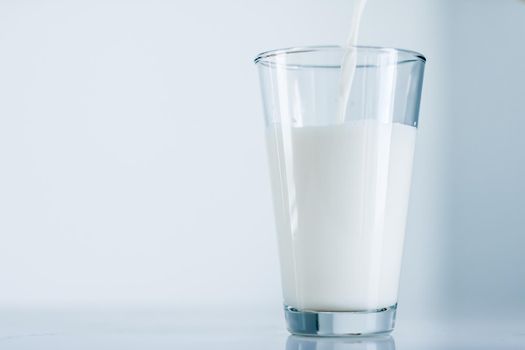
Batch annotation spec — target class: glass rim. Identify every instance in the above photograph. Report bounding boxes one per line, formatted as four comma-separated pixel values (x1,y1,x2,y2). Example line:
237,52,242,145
254,45,426,68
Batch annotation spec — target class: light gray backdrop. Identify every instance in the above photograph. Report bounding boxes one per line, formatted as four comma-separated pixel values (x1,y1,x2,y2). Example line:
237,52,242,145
0,0,523,323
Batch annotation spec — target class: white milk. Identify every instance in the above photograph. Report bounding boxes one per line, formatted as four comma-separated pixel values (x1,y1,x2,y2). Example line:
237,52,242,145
266,120,416,311
338,0,368,122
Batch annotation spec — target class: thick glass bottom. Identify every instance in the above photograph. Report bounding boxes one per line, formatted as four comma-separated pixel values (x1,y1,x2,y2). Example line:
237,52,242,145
284,304,397,337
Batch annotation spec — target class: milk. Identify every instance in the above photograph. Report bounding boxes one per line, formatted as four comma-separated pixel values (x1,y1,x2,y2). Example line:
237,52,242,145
266,120,416,311
338,0,368,122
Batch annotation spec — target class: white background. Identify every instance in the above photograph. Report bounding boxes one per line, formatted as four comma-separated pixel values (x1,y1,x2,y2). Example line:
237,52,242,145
0,0,523,324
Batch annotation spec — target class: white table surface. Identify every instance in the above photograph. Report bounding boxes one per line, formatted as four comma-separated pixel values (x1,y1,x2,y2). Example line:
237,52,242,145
0,307,523,349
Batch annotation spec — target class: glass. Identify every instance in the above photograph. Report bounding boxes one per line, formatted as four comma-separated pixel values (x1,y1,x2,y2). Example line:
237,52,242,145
255,46,426,336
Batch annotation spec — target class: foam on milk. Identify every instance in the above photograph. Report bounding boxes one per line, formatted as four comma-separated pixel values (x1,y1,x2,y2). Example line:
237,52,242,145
266,120,416,311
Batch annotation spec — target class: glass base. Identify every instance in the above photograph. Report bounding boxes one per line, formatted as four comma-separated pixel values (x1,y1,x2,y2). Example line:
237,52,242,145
284,304,397,337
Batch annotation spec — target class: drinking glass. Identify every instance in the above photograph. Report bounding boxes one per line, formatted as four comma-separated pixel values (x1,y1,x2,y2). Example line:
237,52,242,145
255,46,426,336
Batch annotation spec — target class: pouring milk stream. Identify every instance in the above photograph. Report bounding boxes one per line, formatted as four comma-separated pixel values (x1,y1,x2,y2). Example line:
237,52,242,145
338,0,369,122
